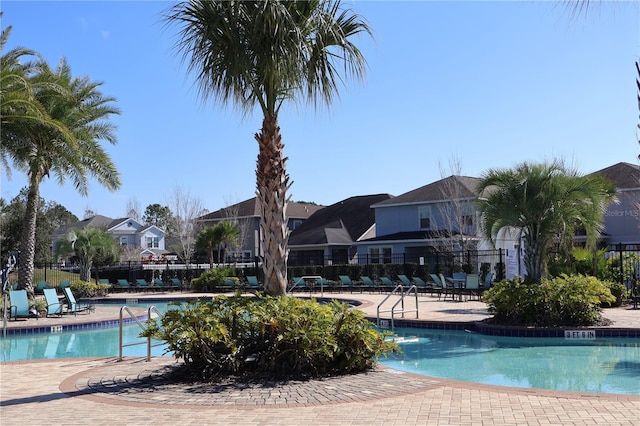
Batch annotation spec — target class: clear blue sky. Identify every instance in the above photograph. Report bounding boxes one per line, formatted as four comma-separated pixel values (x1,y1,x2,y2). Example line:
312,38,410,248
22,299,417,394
2,1,639,220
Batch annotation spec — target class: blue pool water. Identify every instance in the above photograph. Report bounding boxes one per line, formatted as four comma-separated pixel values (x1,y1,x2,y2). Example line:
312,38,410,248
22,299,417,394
381,327,640,395
1,301,639,394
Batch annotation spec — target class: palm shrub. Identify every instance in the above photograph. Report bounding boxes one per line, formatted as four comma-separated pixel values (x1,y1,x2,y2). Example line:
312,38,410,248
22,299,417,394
190,268,236,291
483,274,615,327
142,294,398,380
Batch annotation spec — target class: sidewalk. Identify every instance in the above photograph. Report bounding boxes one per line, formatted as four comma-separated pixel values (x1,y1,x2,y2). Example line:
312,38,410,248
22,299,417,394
1,291,639,425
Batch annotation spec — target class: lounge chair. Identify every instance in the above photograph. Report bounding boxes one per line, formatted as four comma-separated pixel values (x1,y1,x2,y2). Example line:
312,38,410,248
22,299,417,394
412,276,433,294
438,274,456,300
379,277,397,292
153,278,168,290
116,279,131,292
9,290,38,320
35,281,48,294
360,276,382,292
58,280,71,290
169,278,184,291
338,275,361,293
289,277,304,292
397,274,412,288
98,278,110,285
43,288,64,317
246,276,261,290
135,278,151,291
63,287,92,315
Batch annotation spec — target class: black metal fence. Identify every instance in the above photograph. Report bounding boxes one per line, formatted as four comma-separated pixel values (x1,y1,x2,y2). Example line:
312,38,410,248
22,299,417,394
22,243,638,290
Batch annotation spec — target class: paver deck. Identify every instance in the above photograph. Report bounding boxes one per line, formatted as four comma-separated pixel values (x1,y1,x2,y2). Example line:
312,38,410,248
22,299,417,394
1,291,639,425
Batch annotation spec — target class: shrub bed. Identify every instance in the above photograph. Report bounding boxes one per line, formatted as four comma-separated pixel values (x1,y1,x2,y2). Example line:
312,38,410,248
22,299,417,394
482,274,615,327
141,294,398,381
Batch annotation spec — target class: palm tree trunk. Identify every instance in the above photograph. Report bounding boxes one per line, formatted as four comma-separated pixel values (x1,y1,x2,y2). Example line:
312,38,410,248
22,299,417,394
18,177,41,297
255,114,291,296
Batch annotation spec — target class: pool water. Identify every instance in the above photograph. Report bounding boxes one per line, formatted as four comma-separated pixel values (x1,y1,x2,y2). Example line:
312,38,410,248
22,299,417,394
380,328,640,395
1,302,639,395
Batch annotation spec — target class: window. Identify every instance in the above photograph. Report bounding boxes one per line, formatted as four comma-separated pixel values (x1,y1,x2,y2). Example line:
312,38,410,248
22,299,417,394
369,247,391,264
145,236,159,248
462,215,473,227
419,206,432,230
119,236,127,246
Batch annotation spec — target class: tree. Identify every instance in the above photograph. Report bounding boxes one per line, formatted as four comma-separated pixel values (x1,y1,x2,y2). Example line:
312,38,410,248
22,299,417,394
215,221,239,265
54,227,119,282
164,0,371,295
1,57,121,295
142,203,174,232
166,186,207,263
125,197,142,221
195,226,219,269
476,161,616,282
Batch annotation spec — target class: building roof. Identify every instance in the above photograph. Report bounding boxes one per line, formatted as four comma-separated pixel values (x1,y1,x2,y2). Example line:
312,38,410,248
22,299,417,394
590,162,640,190
289,194,392,246
197,197,324,221
372,175,481,207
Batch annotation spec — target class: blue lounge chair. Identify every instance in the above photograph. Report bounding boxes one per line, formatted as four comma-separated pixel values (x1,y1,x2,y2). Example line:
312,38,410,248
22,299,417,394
58,280,71,290
135,278,151,291
9,290,37,320
63,287,92,315
116,279,131,292
338,275,361,293
360,276,382,292
397,274,412,288
246,276,261,290
35,281,48,294
43,288,63,317
412,276,433,294
169,278,184,291
380,277,397,291
462,274,480,301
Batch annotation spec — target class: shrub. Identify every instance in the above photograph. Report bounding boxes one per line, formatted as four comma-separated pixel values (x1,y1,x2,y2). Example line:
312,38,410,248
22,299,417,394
190,268,236,291
482,274,615,327
141,294,399,380
70,280,110,298
601,279,627,307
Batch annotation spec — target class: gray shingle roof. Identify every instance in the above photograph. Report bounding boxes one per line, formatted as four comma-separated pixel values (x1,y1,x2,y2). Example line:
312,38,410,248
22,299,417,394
198,197,323,221
373,175,481,207
590,162,640,190
289,194,392,246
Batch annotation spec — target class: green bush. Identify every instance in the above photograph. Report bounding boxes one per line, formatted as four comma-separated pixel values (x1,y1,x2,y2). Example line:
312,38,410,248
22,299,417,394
191,268,236,291
601,279,627,307
70,280,110,298
141,294,399,380
482,274,615,327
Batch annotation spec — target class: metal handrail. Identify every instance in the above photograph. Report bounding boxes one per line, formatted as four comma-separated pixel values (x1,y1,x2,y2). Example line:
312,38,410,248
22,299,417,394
118,305,162,362
377,285,419,330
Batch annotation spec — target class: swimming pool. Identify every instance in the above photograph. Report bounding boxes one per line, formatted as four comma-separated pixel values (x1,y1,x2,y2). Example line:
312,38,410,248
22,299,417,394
381,327,640,395
1,301,638,395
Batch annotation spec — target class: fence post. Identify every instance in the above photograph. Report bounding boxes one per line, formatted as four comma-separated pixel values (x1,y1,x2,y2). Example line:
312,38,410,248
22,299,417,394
618,242,624,286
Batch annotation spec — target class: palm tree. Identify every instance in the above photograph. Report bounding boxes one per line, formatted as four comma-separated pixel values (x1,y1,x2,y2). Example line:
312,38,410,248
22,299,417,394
215,221,239,265
1,57,121,295
164,0,371,295
195,226,220,269
54,227,119,282
476,161,616,283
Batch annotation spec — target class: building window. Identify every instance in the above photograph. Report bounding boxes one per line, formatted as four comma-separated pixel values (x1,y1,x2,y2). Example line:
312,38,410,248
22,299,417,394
145,236,159,248
462,215,473,227
369,247,391,264
419,206,431,230
119,236,127,246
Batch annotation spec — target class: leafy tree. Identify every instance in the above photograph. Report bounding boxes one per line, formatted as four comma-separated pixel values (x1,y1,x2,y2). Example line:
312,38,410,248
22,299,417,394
195,226,219,269
1,56,121,295
214,221,239,265
142,203,174,232
476,161,616,282
164,0,371,295
54,227,118,282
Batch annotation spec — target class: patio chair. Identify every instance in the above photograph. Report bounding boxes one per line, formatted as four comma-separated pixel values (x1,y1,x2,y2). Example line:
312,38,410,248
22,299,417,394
58,280,71,290
338,275,361,293
429,274,444,297
246,276,261,290
169,278,184,291
116,279,131,292
289,277,305,292
9,290,38,320
43,288,64,317
98,278,110,285
135,278,152,291
153,278,168,290
462,274,480,301
63,287,92,315
397,274,412,288
380,276,397,292
35,281,48,294
412,276,433,295
360,276,382,292
439,274,456,300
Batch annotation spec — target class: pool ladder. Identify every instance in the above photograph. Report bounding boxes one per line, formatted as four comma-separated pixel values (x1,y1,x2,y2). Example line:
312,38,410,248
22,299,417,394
376,285,419,330
118,305,163,362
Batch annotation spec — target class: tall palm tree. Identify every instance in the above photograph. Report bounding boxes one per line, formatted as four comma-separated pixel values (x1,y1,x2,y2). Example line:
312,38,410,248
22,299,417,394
2,58,121,295
54,227,119,282
164,0,371,295
476,161,616,283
